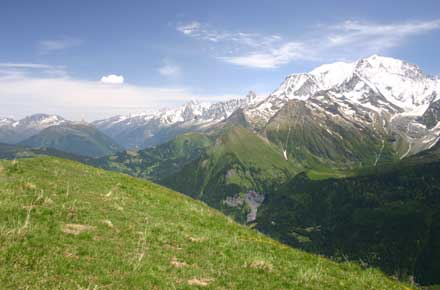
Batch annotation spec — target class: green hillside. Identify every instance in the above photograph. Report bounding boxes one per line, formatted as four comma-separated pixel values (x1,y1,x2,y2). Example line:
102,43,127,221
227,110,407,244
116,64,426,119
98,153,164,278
19,123,123,158
0,142,89,162
0,157,412,289
161,126,301,222
91,132,212,180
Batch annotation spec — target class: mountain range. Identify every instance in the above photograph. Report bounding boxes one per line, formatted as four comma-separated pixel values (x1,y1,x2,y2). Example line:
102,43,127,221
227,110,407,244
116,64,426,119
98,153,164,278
0,115,123,157
92,91,259,148
3,55,439,160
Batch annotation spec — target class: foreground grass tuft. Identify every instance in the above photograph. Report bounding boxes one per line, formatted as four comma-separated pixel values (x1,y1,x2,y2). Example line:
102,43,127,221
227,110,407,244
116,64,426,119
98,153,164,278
0,157,414,289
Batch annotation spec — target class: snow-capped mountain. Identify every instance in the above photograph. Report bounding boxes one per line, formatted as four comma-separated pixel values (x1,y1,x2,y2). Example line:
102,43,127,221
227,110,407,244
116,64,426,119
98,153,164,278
12,114,65,130
94,91,258,148
246,55,439,124
0,114,66,144
0,118,14,127
243,55,440,158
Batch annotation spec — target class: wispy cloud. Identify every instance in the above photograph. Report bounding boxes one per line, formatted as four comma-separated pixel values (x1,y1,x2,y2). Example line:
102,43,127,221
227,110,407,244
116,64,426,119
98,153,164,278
177,19,440,69
0,63,67,78
326,20,440,51
158,64,181,77
177,21,201,35
177,21,281,49
0,63,55,69
38,37,83,54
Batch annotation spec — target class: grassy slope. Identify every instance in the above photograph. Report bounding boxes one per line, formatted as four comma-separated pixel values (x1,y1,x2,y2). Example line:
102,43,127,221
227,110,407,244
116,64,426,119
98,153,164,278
0,157,411,289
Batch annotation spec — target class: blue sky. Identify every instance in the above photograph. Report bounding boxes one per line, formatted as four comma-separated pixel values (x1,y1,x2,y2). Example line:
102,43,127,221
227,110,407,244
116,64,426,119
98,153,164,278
1,0,440,120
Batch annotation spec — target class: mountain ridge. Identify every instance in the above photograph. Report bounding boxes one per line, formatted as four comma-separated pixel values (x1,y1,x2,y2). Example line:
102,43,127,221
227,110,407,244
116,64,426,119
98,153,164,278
19,123,124,157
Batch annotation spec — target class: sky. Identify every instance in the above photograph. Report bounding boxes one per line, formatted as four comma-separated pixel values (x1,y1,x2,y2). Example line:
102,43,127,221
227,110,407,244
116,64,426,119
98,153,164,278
1,0,440,121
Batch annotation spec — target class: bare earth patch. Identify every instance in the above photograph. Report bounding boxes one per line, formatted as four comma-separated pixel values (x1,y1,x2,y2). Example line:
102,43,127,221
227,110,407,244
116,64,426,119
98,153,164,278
249,260,274,272
62,224,95,235
102,219,114,228
23,182,37,190
64,251,80,260
163,244,183,251
187,278,213,287
188,236,208,242
170,256,188,268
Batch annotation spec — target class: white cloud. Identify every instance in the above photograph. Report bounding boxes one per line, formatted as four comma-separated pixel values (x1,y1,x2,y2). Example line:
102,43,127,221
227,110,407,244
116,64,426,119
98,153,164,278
178,19,440,69
100,74,124,84
38,37,83,54
158,64,181,77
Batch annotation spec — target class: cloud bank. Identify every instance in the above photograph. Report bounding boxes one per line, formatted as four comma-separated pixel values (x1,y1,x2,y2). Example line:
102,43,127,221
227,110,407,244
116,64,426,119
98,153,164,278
0,66,192,121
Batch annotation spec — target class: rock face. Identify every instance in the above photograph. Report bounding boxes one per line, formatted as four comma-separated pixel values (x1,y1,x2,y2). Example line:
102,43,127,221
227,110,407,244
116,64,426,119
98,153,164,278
224,190,265,223
418,97,440,129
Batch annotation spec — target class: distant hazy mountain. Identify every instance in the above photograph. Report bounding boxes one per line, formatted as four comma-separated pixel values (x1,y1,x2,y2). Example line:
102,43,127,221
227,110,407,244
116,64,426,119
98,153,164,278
19,123,123,157
93,91,259,148
0,114,66,144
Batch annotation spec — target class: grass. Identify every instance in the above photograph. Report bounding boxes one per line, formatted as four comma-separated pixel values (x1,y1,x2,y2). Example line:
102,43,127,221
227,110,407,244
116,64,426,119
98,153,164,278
0,157,415,289
306,168,354,180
